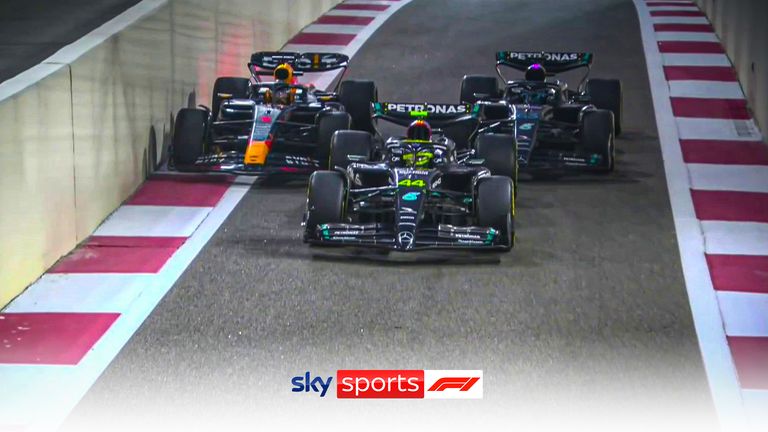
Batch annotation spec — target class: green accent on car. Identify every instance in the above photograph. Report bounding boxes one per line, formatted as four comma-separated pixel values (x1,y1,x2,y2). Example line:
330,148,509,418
410,110,428,117
402,192,420,201
463,197,473,204
485,228,497,244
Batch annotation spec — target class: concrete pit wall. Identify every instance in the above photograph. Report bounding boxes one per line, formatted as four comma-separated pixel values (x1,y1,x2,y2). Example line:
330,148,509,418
0,0,341,307
694,0,768,133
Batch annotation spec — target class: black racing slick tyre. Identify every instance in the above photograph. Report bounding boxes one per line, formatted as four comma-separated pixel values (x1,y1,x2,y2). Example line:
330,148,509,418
171,108,207,169
339,80,377,133
330,130,373,170
316,111,352,169
586,78,622,135
460,75,499,103
475,133,518,195
212,77,249,120
304,171,346,241
580,109,615,172
477,176,514,250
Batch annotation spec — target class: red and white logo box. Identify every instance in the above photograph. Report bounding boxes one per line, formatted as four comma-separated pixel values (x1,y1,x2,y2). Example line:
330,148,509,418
336,370,483,399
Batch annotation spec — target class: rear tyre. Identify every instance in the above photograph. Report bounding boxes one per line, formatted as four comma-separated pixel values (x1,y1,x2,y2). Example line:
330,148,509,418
316,111,352,169
460,75,499,103
211,77,249,120
475,133,518,196
304,171,346,241
338,80,377,133
171,108,207,170
580,109,615,172
586,78,622,135
477,176,514,250
330,130,373,170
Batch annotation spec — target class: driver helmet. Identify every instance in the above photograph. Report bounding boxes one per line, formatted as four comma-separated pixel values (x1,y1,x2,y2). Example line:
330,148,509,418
525,63,547,82
406,119,432,141
273,63,294,84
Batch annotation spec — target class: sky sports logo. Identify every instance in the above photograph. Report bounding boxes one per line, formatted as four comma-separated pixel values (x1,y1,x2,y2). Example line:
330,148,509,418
291,370,482,399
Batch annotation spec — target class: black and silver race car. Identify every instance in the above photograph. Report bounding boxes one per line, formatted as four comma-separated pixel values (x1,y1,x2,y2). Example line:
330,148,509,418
302,102,517,252
170,51,376,176
460,51,622,172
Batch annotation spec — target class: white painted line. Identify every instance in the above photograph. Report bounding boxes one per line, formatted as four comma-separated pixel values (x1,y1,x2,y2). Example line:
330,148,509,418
92,205,211,237
301,24,367,34
0,177,256,431
689,164,768,193
717,292,768,337
3,274,154,313
676,118,762,141
655,31,719,42
325,8,382,17
632,1,748,429
669,80,745,99
0,0,166,103
743,389,768,427
702,221,768,255
663,53,731,66
652,16,710,24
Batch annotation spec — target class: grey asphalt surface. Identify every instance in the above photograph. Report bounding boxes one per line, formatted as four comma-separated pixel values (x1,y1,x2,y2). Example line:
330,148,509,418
0,0,140,84
65,0,716,430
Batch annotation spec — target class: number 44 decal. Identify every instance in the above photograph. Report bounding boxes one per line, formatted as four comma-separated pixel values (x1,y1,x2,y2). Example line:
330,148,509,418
398,179,426,188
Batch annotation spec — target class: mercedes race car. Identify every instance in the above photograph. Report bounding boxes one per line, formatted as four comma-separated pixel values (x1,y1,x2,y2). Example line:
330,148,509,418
302,102,518,252
460,51,623,172
170,51,377,176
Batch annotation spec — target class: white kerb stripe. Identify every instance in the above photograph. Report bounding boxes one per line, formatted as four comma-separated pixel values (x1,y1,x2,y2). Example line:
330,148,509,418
324,8,382,17
688,164,768,193
3,274,155,313
743,390,768,426
93,205,212,237
702,221,768,255
717,292,768,337
662,53,731,66
676,118,762,141
652,16,710,24
655,31,719,42
648,6,700,11
668,81,744,99
282,43,348,54
301,24,366,34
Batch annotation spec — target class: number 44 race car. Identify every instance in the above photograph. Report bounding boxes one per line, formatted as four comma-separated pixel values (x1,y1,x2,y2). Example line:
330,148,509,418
170,51,377,176
302,101,518,252
460,51,623,173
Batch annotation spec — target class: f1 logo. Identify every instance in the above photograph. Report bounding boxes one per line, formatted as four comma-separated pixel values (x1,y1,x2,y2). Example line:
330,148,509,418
428,377,480,392
424,370,483,399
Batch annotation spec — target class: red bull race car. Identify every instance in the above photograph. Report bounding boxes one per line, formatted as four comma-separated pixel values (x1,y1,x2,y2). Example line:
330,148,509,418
170,51,377,176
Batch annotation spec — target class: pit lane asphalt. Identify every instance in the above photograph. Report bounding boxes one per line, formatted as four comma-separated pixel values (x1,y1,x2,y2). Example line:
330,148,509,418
65,0,717,429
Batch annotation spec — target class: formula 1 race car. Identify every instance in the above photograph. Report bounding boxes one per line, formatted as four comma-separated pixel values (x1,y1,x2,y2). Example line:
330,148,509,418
170,51,377,176
302,102,517,252
460,51,622,172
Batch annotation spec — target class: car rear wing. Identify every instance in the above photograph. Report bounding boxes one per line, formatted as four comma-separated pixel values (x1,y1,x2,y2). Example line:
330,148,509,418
248,51,350,89
495,51,593,89
372,102,479,127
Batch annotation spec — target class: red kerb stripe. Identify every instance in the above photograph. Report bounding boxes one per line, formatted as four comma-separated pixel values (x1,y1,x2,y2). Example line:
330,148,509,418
658,41,724,53
707,254,768,294
691,190,768,223
671,97,750,119
728,336,768,390
664,66,735,81
680,140,768,165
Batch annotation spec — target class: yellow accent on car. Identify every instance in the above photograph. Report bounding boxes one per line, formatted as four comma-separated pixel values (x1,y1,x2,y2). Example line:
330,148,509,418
245,141,269,165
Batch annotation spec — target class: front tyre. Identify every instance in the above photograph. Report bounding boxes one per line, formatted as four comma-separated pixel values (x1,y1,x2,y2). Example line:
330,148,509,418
211,77,249,120
586,78,622,135
171,108,207,170
330,130,373,170
338,80,377,133
475,133,518,196
476,176,514,250
580,109,615,172
316,111,352,169
304,171,346,241
460,75,499,103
